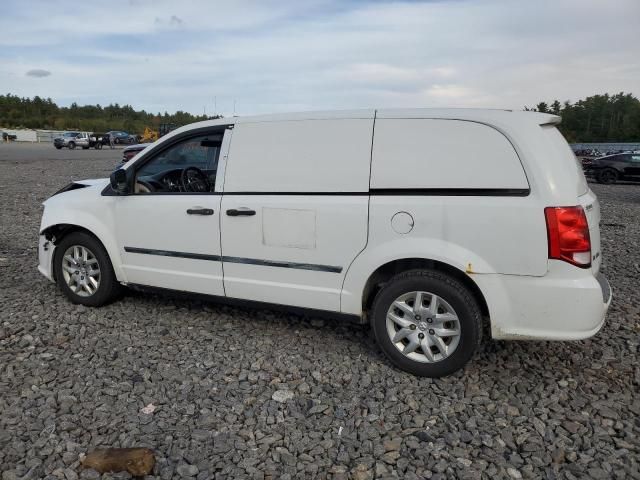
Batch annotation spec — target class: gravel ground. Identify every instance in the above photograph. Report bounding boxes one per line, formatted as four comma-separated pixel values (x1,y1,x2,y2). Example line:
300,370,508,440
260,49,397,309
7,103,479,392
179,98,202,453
1,143,639,480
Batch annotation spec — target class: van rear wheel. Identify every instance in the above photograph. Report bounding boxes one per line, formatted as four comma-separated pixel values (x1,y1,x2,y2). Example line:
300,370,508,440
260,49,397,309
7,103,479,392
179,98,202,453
371,270,482,377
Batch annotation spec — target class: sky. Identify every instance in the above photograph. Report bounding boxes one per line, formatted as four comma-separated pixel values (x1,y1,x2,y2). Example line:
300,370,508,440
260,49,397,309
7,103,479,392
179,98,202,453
0,0,638,116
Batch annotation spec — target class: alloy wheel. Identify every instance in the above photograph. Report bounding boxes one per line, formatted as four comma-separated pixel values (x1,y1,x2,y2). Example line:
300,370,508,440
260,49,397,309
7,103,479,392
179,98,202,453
61,245,101,297
386,291,461,363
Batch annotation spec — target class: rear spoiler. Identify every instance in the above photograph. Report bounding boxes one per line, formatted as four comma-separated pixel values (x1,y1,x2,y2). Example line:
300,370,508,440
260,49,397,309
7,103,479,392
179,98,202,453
539,114,562,126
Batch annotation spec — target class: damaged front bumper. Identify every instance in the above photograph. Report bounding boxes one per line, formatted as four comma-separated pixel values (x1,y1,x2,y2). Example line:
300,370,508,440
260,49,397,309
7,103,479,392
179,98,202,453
38,234,55,282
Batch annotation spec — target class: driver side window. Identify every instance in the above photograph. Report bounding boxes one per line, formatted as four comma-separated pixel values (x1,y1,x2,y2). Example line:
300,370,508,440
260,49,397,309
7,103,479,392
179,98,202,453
134,134,221,194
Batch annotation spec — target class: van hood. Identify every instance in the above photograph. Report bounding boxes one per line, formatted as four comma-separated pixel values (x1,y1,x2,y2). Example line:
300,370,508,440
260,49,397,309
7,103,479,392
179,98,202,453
46,178,110,201
73,178,110,187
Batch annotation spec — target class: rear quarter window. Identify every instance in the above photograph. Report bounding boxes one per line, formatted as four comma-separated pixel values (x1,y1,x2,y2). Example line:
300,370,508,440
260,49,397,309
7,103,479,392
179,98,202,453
370,119,528,189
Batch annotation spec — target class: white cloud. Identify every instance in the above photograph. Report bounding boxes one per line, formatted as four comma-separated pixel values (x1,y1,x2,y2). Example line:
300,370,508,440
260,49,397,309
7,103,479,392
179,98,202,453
425,85,473,99
0,0,638,115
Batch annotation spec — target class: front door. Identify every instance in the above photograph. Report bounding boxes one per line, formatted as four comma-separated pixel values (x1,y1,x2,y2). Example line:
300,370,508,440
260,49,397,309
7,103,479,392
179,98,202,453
114,128,231,295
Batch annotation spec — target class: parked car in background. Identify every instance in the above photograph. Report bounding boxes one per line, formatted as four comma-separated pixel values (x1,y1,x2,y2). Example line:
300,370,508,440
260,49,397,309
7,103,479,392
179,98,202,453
54,132,88,149
54,132,104,150
106,131,136,145
38,109,611,377
54,132,79,149
2,131,17,141
122,143,149,163
582,153,640,184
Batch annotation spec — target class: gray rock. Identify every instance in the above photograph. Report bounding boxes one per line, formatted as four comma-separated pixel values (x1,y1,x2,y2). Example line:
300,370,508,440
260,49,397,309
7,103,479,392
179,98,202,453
79,470,100,480
0,156,637,480
176,464,199,477
63,469,78,480
506,468,522,479
271,390,294,403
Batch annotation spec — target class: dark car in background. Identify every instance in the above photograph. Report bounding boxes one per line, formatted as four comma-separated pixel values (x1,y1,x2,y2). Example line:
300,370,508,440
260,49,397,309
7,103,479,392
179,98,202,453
582,153,640,184
106,130,137,145
122,143,149,163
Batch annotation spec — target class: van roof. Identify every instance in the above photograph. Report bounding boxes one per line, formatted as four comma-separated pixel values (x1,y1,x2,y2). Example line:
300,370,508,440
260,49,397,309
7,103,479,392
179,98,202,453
171,108,561,134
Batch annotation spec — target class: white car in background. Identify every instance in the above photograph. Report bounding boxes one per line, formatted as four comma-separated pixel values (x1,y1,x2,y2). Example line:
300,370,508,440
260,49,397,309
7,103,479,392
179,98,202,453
37,109,611,377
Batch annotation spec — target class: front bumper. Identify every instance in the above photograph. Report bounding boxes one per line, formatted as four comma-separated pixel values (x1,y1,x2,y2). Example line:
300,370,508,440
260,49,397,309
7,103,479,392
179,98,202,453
38,235,55,282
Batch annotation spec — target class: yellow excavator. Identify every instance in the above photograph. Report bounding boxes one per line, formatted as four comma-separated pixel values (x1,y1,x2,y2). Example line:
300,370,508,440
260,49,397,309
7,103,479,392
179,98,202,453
140,127,158,143
139,124,178,143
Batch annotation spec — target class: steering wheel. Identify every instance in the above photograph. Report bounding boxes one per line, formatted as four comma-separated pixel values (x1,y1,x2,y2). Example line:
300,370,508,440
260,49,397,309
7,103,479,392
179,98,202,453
180,166,211,193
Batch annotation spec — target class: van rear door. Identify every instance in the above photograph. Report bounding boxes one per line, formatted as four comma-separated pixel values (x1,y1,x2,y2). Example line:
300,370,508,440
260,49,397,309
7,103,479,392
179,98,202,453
542,126,601,273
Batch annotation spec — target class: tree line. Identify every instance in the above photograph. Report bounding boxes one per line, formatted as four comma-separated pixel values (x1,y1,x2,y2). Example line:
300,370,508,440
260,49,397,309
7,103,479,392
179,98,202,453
0,94,220,134
1,92,639,141
525,92,640,143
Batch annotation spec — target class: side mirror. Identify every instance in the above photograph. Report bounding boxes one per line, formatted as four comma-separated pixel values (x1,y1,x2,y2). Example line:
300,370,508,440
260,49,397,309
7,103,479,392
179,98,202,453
110,169,129,194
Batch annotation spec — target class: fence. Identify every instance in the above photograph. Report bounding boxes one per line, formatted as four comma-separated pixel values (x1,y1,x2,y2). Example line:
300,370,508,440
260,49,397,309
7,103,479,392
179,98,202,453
0,128,68,142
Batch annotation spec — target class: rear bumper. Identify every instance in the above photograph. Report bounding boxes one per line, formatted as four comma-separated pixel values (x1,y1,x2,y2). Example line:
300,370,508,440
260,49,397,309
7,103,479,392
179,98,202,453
475,261,611,340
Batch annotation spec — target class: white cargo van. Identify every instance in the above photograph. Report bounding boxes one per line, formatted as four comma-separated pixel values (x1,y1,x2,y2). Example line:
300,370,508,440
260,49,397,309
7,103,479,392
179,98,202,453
38,109,611,377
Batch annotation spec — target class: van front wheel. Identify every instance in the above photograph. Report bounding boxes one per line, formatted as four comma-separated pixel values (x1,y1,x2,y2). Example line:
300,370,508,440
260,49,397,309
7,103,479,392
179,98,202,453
371,270,482,377
53,232,122,307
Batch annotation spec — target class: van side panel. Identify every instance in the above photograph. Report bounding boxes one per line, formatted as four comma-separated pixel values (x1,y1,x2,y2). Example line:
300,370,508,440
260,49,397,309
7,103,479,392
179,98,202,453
221,119,372,312
370,119,529,189
340,194,549,314
341,117,549,315
224,119,372,192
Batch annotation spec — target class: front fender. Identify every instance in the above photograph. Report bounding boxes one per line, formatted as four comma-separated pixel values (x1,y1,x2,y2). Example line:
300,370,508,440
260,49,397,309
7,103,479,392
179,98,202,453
340,237,494,315
40,187,125,282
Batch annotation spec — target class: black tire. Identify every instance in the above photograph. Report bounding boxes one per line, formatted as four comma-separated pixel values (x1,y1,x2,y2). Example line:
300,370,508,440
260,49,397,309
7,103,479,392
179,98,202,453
596,168,618,184
68,142,76,150
371,270,482,377
114,138,120,145
53,231,122,307
95,143,102,150
55,146,62,150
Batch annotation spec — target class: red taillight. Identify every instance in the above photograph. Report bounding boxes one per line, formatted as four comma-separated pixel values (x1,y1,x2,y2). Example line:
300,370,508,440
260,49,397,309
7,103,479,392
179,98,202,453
544,206,591,268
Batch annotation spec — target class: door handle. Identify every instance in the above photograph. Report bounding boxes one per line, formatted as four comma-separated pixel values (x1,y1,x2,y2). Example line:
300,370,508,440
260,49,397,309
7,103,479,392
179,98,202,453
226,208,256,217
186,208,214,215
